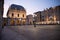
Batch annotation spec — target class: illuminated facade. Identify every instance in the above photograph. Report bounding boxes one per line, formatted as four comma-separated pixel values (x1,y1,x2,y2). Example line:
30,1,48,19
7,4,26,25
34,5,60,24
53,6,60,21
46,6,60,24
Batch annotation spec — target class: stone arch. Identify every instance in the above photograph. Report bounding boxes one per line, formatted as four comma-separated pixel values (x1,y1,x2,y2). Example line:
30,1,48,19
16,20,20,25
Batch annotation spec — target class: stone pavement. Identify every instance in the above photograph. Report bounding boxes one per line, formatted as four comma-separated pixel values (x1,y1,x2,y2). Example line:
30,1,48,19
1,25,60,40
2,27,28,40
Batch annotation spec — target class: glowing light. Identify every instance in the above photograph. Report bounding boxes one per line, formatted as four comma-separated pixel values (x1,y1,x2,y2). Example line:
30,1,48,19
54,15,56,21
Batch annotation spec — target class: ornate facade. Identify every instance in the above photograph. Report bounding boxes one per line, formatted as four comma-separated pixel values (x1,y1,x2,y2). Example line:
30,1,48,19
34,5,60,24
7,4,26,25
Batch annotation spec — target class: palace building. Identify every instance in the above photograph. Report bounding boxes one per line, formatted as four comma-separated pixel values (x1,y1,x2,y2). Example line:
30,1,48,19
7,4,26,25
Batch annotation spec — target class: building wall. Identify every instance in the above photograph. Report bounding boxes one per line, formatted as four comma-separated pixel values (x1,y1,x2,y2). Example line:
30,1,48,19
3,18,7,26
0,0,4,26
0,0,4,37
26,15,33,24
42,6,60,22
7,9,26,18
34,11,41,22
33,5,60,24
53,6,60,21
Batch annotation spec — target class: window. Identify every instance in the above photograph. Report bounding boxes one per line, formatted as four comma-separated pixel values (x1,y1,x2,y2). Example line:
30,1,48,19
23,14,24,17
12,13,14,17
18,14,19,17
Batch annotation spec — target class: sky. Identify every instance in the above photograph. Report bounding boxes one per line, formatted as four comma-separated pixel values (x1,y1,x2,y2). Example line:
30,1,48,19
3,0,60,17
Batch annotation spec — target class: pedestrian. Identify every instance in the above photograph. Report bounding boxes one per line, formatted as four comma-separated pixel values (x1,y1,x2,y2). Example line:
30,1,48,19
33,21,36,27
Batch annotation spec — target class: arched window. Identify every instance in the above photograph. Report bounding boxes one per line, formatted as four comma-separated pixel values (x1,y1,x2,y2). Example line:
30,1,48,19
23,14,24,17
12,13,14,17
18,14,19,17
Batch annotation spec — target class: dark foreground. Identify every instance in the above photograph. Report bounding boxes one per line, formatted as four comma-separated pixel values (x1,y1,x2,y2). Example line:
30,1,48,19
1,25,60,40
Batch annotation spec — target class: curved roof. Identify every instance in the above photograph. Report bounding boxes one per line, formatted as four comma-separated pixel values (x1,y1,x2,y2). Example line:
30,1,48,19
9,4,26,11
7,4,26,17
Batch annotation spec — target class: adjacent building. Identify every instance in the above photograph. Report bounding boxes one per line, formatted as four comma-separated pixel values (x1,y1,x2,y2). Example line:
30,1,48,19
34,5,60,24
45,6,60,24
34,11,41,22
53,6,60,21
26,14,33,24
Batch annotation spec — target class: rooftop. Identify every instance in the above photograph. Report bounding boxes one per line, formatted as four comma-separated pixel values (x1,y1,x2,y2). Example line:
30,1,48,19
9,4,26,11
